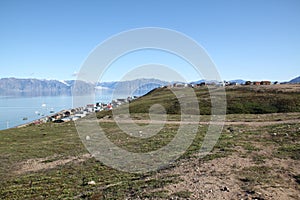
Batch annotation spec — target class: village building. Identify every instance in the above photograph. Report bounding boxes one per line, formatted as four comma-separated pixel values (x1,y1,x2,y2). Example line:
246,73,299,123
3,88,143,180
86,104,95,112
173,83,185,88
260,81,271,85
229,82,238,86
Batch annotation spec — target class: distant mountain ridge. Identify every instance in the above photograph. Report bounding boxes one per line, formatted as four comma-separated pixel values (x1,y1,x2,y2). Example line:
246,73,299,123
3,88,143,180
0,76,299,97
0,78,169,97
288,76,300,83
97,78,169,95
0,78,73,96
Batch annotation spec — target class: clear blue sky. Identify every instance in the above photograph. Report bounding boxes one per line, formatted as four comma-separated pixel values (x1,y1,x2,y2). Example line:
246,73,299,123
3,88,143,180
0,0,299,82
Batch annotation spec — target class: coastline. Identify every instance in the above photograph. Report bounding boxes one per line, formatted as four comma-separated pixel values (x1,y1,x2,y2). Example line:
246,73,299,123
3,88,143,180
8,96,138,130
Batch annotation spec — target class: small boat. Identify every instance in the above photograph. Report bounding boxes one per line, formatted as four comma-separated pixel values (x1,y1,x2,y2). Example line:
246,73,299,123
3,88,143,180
23,117,28,120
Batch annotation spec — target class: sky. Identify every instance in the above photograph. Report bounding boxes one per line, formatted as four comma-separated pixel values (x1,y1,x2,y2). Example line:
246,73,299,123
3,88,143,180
0,0,299,82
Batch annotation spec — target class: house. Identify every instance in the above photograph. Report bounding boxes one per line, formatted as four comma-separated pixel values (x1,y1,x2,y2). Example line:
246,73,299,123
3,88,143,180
260,81,271,85
199,82,206,86
86,104,95,112
75,111,87,118
185,83,193,88
117,98,127,103
207,82,217,86
53,119,64,123
70,109,76,114
107,104,113,110
229,82,238,86
253,81,261,86
245,81,252,85
173,83,185,88
224,81,230,86
104,104,113,111
94,106,102,112
61,117,71,122
64,111,71,117
71,116,81,121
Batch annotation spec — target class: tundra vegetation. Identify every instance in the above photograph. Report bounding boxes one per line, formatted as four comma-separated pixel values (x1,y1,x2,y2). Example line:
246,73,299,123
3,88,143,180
0,85,300,199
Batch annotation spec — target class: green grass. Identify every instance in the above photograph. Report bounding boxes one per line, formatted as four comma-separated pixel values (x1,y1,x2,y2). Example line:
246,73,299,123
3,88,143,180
170,190,192,198
0,122,86,179
1,118,300,199
275,144,300,160
100,122,182,153
242,143,260,152
98,86,300,117
0,120,199,199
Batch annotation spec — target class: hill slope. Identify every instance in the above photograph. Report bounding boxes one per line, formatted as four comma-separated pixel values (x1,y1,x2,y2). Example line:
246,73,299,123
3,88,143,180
106,84,300,116
1,102,300,199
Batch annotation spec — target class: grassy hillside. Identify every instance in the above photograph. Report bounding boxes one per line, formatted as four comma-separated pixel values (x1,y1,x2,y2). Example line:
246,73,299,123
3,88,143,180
1,114,300,199
104,85,300,117
1,84,300,199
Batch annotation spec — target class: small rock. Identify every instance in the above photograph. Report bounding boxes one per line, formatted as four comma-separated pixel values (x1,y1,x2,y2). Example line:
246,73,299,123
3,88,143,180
88,180,96,185
86,136,91,140
220,186,229,192
245,190,255,195
227,127,234,133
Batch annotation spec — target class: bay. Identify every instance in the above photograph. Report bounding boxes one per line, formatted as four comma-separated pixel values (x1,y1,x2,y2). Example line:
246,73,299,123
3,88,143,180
0,91,122,130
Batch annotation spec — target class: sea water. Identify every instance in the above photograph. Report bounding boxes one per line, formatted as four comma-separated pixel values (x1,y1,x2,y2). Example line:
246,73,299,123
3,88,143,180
0,92,119,130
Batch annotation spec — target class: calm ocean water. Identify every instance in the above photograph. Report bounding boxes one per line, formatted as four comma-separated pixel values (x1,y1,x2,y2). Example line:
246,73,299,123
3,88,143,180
0,92,118,130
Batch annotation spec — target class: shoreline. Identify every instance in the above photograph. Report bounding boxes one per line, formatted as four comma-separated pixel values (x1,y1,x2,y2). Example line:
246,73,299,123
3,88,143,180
4,96,138,130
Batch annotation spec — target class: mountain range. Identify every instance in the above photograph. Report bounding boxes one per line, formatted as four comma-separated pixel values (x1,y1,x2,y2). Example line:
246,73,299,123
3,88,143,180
0,78,169,97
0,76,299,97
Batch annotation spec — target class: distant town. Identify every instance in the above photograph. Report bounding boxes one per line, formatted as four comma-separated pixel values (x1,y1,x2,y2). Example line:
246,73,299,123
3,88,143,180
17,96,140,127
169,80,275,88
